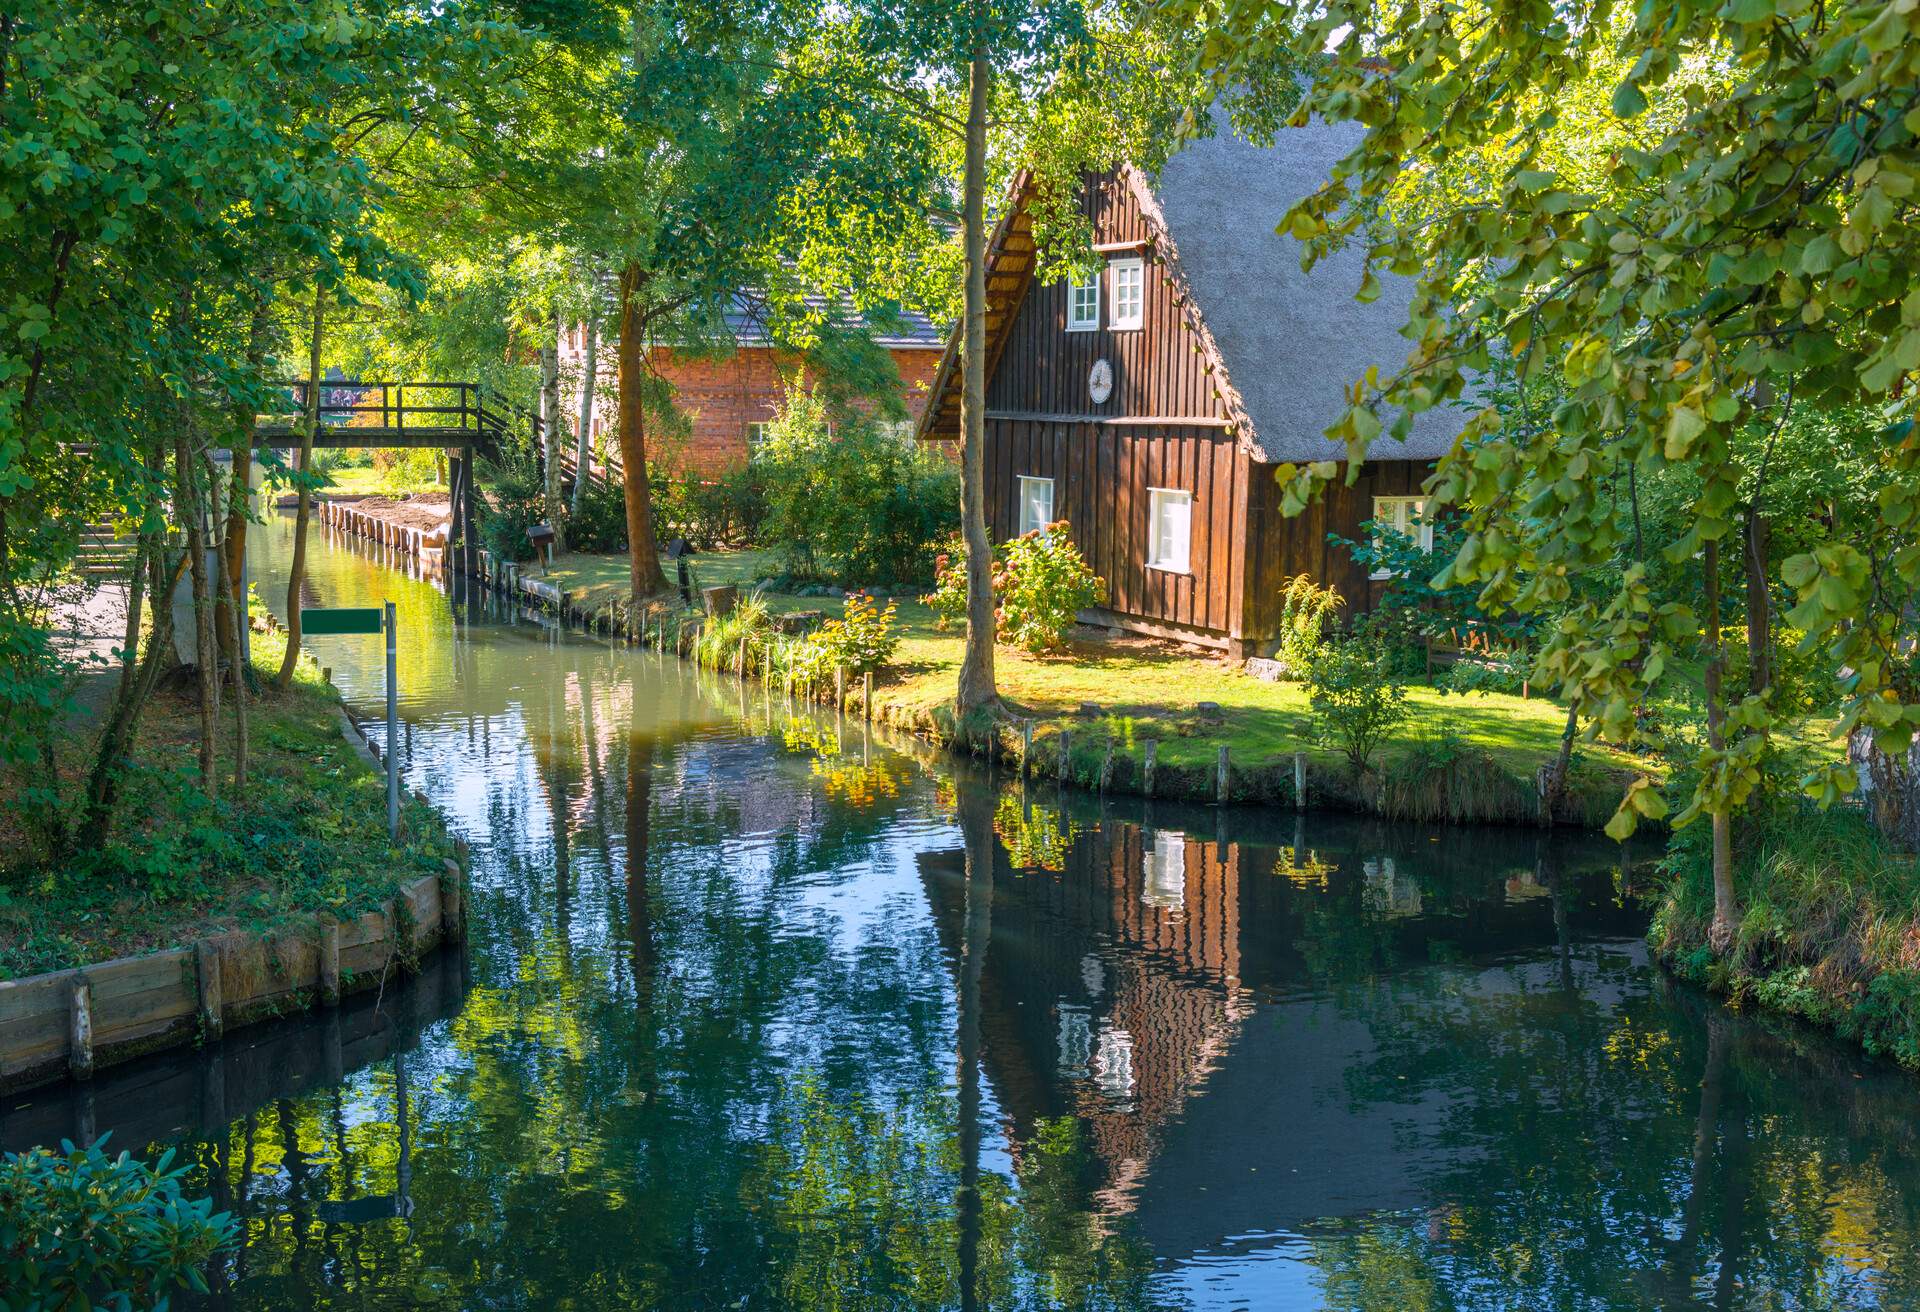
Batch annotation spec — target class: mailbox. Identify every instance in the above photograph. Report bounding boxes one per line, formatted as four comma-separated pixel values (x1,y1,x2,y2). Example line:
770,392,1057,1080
527,523,557,566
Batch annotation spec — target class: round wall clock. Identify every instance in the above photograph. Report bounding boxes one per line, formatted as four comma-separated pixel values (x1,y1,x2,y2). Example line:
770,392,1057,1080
1088,358,1114,405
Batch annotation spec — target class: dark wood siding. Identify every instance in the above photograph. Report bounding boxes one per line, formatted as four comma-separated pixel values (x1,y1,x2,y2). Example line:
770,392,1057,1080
987,418,1247,639
986,172,1230,423
1240,459,1433,639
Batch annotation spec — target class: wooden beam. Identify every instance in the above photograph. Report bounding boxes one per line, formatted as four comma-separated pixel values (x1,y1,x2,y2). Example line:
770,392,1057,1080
255,429,475,449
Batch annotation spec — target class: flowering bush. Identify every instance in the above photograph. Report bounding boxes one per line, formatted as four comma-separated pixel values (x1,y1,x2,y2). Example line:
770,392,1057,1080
997,525,1104,654
929,535,970,631
928,526,1104,654
812,592,900,675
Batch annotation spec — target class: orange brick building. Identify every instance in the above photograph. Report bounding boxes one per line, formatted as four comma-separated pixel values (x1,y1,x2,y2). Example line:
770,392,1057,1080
559,302,945,476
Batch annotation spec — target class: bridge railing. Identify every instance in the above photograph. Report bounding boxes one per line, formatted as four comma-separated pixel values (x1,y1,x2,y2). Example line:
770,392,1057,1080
266,381,509,436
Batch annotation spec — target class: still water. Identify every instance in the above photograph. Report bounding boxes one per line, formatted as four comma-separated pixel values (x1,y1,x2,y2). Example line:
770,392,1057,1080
8,514,1920,1309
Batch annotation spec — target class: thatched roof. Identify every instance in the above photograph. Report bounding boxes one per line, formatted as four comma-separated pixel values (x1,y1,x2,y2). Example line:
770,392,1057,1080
919,119,1466,464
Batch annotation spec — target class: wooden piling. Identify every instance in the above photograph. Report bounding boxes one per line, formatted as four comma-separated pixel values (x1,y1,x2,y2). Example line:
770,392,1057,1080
318,920,341,1006
1021,721,1033,777
835,666,846,709
1294,751,1307,810
863,671,873,721
1143,740,1157,797
1059,728,1071,783
1217,745,1231,804
68,980,93,1081
441,858,465,943
1100,738,1115,792
195,940,222,1041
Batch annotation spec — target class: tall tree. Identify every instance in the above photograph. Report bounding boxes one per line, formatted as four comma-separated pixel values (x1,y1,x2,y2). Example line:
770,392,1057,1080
1166,0,1920,934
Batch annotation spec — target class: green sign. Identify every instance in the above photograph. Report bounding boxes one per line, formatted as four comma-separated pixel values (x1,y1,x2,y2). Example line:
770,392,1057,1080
300,606,383,636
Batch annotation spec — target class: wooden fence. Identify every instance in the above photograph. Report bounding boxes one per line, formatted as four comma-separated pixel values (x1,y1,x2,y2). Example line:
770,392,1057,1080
0,864,466,1097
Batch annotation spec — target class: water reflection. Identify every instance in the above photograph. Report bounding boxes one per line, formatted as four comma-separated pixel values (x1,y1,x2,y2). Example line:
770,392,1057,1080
4,516,1918,1309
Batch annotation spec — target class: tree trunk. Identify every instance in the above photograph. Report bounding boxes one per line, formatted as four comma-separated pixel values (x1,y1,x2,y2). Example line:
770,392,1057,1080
1703,536,1737,948
176,425,218,795
615,262,668,602
116,536,148,705
218,301,269,666
275,286,325,689
1743,508,1770,697
954,776,993,1312
79,540,186,849
541,312,565,553
954,42,999,721
211,455,248,787
1539,702,1578,828
572,286,600,516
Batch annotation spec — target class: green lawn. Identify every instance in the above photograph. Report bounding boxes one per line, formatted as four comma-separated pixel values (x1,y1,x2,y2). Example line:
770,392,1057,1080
319,465,447,496
532,548,1675,794
0,626,456,978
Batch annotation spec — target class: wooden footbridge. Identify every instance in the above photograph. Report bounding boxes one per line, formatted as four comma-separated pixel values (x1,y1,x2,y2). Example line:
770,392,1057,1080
256,381,546,581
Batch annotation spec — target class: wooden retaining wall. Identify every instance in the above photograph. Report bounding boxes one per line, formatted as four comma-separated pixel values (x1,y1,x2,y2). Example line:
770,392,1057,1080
0,863,467,1097
320,498,449,574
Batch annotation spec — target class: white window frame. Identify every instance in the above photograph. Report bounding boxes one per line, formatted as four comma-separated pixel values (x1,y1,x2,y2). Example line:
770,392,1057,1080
1109,257,1145,331
1370,496,1433,579
1146,487,1191,574
1067,273,1100,332
746,421,774,450
1018,474,1055,538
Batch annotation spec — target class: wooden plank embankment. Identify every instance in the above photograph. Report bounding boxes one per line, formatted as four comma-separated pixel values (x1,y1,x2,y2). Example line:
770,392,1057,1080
0,862,468,1097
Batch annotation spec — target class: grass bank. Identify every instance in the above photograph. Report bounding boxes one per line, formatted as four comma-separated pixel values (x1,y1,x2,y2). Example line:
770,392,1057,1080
0,626,455,979
1652,808,1920,1069
533,548,1656,827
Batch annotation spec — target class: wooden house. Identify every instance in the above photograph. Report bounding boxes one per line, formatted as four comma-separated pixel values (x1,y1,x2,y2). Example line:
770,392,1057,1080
916,119,1465,658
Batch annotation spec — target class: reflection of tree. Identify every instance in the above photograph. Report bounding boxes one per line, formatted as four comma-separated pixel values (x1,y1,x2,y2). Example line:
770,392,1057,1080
993,789,1081,872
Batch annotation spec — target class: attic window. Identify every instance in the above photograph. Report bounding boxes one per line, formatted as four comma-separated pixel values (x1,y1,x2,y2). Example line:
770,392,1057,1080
1067,273,1100,332
1109,257,1144,331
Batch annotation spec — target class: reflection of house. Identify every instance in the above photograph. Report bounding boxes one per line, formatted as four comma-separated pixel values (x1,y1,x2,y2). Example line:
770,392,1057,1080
560,297,945,475
921,822,1254,1212
922,805,1650,1269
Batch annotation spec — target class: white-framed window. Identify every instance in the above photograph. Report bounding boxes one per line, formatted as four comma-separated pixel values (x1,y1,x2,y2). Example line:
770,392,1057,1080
1147,487,1191,573
1018,475,1055,537
1067,273,1100,331
1369,495,1433,579
747,421,774,449
1109,257,1144,330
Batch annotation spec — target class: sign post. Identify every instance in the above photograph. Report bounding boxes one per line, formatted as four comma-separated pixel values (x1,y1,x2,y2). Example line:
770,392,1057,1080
385,601,398,841
298,604,400,842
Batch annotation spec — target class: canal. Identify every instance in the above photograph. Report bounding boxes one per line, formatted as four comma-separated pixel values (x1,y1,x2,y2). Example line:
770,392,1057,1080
8,513,1920,1309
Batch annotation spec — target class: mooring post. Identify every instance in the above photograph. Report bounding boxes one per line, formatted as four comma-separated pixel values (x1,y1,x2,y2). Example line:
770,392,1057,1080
195,940,223,1041
1059,728,1072,784
68,979,94,1081
1217,744,1230,805
1100,738,1115,792
1143,740,1157,797
319,920,341,1006
863,671,873,721
736,636,747,678
1294,751,1307,811
835,666,846,710
1021,721,1033,777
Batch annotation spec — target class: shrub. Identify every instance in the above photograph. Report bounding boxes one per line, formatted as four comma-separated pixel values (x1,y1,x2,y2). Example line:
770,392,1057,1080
476,453,546,562
929,534,970,631
568,473,630,553
1441,648,1531,696
753,383,958,586
1306,637,1410,774
1275,574,1342,677
649,462,766,550
812,592,900,675
929,527,1105,655
997,527,1104,654
0,1138,235,1308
